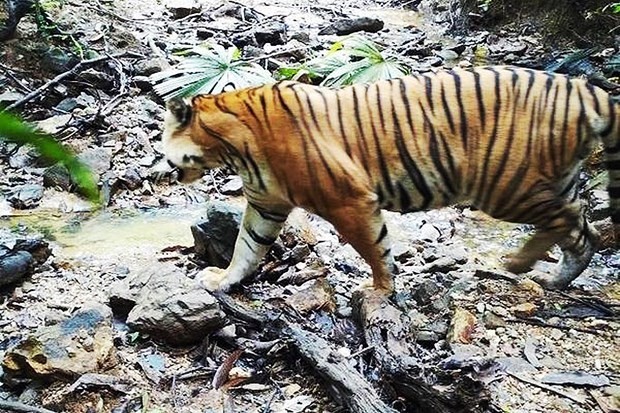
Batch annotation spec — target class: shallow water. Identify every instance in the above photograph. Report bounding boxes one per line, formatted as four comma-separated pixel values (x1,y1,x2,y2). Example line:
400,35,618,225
0,204,207,260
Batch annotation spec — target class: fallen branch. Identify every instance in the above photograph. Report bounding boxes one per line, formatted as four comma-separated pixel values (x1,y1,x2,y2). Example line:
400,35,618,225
506,371,588,405
3,51,142,112
0,400,57,413
283,321,398,413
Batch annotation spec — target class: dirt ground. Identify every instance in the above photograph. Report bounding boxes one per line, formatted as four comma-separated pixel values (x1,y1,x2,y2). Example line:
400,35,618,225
0,0,619,412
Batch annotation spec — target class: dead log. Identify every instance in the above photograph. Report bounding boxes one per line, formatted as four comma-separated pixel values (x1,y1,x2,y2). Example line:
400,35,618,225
283,322,398,413
351,290,491,413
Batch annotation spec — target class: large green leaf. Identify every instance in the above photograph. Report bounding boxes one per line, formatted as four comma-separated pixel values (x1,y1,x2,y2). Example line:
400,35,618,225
151,44,274,99
0,112,100,204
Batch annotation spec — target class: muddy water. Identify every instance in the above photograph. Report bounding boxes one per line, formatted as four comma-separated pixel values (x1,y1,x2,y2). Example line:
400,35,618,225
0,204,207,260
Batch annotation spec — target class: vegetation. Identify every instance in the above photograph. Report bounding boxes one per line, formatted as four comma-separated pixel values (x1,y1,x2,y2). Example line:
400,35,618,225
151,35,408,99
0,112,100,203
151,44,274,100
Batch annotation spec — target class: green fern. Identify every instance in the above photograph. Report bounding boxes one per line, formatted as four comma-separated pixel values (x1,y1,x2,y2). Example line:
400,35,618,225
150,44,274,99
278,36,408,87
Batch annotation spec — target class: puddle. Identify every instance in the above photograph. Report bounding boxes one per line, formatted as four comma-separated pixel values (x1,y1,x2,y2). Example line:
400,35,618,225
0,204,208,260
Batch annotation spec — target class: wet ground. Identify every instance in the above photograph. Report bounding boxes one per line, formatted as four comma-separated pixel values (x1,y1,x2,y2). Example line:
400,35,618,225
1,0,619,412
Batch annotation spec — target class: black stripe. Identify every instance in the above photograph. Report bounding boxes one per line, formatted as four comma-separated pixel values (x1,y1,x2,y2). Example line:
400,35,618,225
424,75,435,114
608,186,620,198
397,181,412,211
482,85,520,209
352,86,371,174
440,80,455,134
476,68,501,203
297,88,339,184
248,202,288,223
198,119,249,172
335,93,352,156
381,248,392,258
452,70,468,148
547,82,560,174
242,237,257,253
600,97,616,136
559,78,572,168
425,108,456,195
369,84,394,196
473,69,486,128
244,142,266,191
245,225,276,246
376,224,388,244
523,69,536,103
606,160,620,170
585,82,600,114
396,81,433,209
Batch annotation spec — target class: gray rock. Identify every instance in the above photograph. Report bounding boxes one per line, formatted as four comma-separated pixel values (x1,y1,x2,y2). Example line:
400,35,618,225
78,148,112,177
79,69,114,90
132,75,153,92
0,91,24,104
135,58,171,77
7,184,44,209
319,17,384,36
118,264,227,345
55,97,79,112
43,163,73,191
255,21,287,46
412,279,441,305
191,201,243,268
120,166,143,191
2,303,117,380
164,0,201,19
0,248,33,287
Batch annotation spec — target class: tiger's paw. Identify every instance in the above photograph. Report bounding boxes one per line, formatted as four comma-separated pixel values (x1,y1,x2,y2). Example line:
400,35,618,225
504,253,535,274
199,267,231,292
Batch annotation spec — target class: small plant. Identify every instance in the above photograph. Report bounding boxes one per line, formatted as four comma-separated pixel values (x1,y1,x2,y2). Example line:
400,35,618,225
150,44,274,100
604,2,620,13
278,35,409,87
0,112,99,203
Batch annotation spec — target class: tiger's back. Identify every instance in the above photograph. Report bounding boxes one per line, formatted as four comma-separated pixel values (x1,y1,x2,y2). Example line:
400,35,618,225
163,66,620,292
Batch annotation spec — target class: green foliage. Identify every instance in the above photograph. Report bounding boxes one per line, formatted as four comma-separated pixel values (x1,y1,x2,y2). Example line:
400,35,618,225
604,2,620,13
278,36,409,87
150,44,274,100
0,112,100,204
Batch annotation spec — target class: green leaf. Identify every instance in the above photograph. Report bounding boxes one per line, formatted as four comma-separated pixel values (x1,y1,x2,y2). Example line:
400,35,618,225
0,112,100,204
151,44,274,99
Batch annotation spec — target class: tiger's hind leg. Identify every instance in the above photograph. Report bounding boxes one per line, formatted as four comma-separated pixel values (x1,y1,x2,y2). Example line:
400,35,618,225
532,215,600,289
494,185,583,282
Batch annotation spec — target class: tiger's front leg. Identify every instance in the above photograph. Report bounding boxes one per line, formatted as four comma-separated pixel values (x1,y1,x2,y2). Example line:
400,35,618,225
200,203,288,291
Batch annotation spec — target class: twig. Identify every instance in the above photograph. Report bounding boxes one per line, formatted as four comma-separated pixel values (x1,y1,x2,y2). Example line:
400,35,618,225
0,400,58,413
261,389,279,413
3,52,142,112
506,371,588,405
347,345,376,359
245,45,317,63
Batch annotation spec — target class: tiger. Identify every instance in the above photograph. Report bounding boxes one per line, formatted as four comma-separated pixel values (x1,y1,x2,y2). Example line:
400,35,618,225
161,66,620,293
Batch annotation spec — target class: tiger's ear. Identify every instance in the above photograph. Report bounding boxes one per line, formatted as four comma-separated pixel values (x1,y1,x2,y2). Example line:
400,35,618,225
166,97,192,127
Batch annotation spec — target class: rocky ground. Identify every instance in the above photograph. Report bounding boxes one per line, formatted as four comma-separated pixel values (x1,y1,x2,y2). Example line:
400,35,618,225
0,0,619,412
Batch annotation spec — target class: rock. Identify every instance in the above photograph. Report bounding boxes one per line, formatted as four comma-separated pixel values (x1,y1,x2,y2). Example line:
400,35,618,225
43,163,73,191
0,91,24,104
2,303,117,380
516,279,544,297
510,302,538,318
135,57,171,76
13,237,51,265
78,148,112,177
79,69,115,90
220,176,243,195
0,248,33,287
120,166,143,190
412,279,440,305
164,0,201,19
7,184,44,209
132,75,153,92
436,49,459,61
55,97,79,112
191,201,243,268
319,17,384,35
285,279,335,314
255,21,287,46
483,312,505,329
447,308,477,345
541,371,610,387
37,114,72,134
8,146,37,168
41,46,79,74
124,264,227,345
